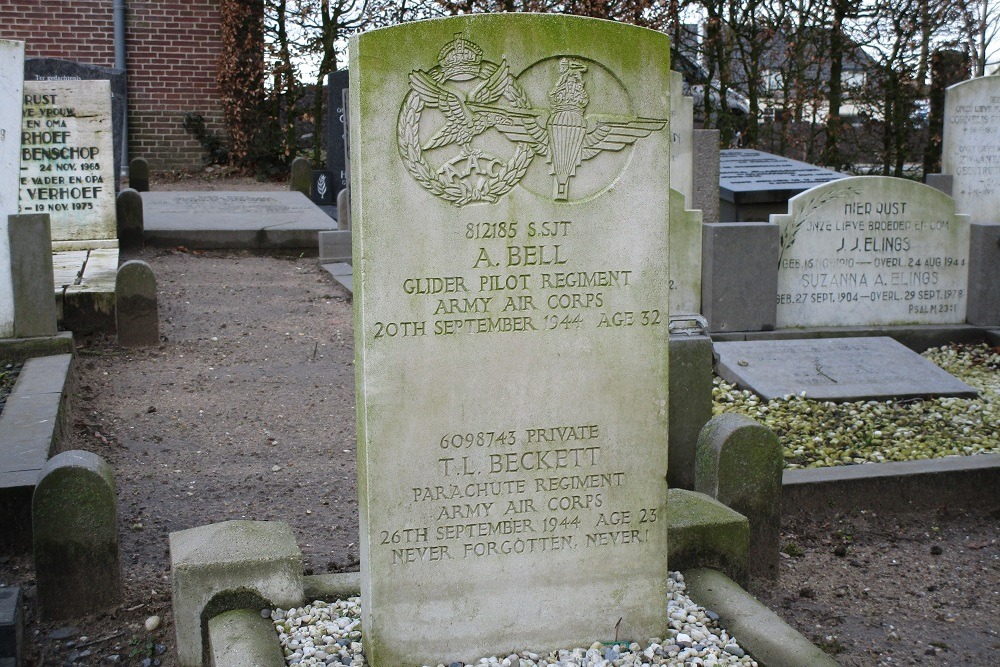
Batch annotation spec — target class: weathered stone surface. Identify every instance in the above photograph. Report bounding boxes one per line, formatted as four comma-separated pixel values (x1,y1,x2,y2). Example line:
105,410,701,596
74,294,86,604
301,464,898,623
116,260,158,346
129,157,150,193
668,333,713,490
208,610,285,667
669,72,694,207
8,214,56,337
942,76,1000,224
170,520,303,667
318,230,351,264
116,188,144,249
0,40,25,339
336,188,350,230
695,413,782,583
714,336,977,401
701,221,778,332
693,129,720,224
351,15,671,666
670,189,702,316
289,157,311,196
968,221,1000,325
32,450,123,620
19,80,117,244
667,489,749,588
773,176,970,328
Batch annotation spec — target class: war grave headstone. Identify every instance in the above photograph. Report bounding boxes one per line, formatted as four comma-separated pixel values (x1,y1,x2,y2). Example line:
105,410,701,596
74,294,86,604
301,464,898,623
351,15,671,666
715,337,977,401
719,149,845,222
325,69,349,193
1,39,25,339
773,176,970,329
942,75,1000,223
669,71,694,207
19,79,117,249
24,58,127,189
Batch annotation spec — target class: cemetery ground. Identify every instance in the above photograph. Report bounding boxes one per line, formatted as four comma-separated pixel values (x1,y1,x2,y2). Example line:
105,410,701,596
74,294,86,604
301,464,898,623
0,174,995,666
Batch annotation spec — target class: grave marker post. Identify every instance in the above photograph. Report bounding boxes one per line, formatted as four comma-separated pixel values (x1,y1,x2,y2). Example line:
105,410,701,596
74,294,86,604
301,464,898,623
351,15,672,665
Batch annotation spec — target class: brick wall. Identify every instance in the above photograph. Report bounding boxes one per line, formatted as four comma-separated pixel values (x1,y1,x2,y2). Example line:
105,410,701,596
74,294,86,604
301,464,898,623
0,0,225,171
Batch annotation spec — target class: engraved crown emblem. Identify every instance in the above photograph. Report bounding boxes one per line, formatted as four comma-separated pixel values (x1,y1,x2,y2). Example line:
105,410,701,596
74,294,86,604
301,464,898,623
439,34,483,79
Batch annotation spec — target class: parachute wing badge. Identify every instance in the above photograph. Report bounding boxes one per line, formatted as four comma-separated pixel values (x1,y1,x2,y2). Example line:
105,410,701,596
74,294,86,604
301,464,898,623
581,118,668,160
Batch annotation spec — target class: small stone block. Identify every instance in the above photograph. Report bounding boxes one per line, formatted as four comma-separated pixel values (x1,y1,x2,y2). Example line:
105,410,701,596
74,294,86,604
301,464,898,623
116,189,145,250
701,222,778,332
32,450,123,620
170,520,304,667
208,609,285,667
318,230,352,264
0,586,23,665
968,221,1000,326
696,414,782,582
8,214,57,338
116,260,158,346
667,488,750,587
129,157,150,192
924,173,953,196
290,157,311,196
668,333,714,490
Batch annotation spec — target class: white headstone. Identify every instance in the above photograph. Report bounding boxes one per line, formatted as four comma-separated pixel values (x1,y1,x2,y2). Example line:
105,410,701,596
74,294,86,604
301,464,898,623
19,80,116,248
669,188,702,316
942,76,1000,223
774,176,969,328
351,15,671,666
0,40,26,338
669,71,694,207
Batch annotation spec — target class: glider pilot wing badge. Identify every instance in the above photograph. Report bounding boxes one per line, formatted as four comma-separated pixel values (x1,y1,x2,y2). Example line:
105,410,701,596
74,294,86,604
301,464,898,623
398,36,667,206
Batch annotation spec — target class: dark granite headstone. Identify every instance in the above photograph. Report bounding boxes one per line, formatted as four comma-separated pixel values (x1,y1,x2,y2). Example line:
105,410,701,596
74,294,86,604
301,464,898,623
311,170,335,205
719,149,846,221
325,70,349,191
24,58,126,191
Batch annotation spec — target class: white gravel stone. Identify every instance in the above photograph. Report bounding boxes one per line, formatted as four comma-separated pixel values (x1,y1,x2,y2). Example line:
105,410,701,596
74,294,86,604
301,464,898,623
271,574,757,667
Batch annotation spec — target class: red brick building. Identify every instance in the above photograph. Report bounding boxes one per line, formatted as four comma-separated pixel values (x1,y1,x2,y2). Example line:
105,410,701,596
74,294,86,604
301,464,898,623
0,0,226,170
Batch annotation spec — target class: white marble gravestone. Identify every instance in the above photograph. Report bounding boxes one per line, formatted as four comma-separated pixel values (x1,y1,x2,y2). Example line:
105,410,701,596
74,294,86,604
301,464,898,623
351,15,671,666
942,76,1000,224
669,189,702,316
1,40,25,339
669,71,694,207
19,80,116,249
774,176,969,328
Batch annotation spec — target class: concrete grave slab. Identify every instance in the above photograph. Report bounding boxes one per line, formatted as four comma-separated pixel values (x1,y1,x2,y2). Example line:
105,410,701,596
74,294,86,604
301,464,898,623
19,80,116,244
141,191,337,249
714,336,977,401
773,176,970,328
1,40,25,339
170,520,303,667
352,15,671,666
942,76,1000,223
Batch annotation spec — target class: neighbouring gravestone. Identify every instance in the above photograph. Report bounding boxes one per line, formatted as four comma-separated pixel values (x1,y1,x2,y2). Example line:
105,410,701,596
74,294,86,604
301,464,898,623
311,169,335,206
116,188,143,249
942,76,1000,223
1,40,25,339
116,260,158,346
8,213,57,337
290,157,311,196
19,79,117,248
773,176,970,328
24,58,127,190
719,149,845,222
669,72,694,207
669,188,702,315
326,69,349,192
351,15,671,665
32,450,123,620
714,337,978,401
129,157,150,192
